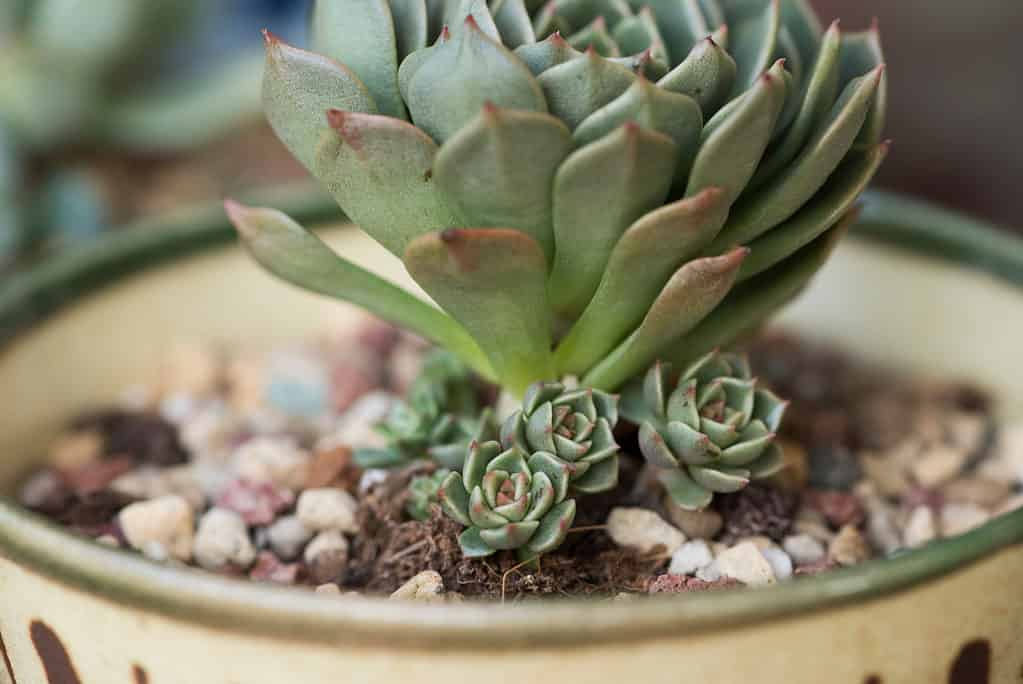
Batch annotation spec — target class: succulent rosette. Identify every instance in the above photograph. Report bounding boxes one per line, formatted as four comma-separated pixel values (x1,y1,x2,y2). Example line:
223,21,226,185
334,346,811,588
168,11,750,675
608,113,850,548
622,351,787,510
228,0,887,398
500,381,621,494
439,441,577,558
406,468,452,521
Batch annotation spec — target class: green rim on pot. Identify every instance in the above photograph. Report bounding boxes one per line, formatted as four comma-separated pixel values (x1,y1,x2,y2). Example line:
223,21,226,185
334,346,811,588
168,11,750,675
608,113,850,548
0,187,1021,649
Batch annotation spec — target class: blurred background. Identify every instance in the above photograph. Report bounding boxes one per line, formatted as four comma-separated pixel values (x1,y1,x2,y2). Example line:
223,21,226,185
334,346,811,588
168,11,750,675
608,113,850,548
1,0,1021,273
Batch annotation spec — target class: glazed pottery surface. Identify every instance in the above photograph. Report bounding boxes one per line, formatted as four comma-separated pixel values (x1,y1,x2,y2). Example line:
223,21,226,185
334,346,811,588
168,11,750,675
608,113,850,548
1,189,1021,683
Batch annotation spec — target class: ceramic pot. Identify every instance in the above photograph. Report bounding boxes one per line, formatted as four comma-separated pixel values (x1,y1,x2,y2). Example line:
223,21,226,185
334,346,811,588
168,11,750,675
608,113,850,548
1,188,1021,684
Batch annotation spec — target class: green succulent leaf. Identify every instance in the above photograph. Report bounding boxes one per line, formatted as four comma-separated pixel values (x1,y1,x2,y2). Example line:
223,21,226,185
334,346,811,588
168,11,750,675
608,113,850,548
387,0,429,60
438,470,472,526
713,64,883,249
555,187,729,375
690,464,750,492
262,32,377,171
658,35,737,117
684,59,788,205
405,229,555,396
726,0,780,94
739,142,888,280
459,526,497,557
224,201,491,378
526,499,577,553
311,0,406,120
514,32,584,75
548,123,678,319
658,467,713,511
434,106,573,262
406,15,547,143
584,247,748,391
779,0,824,68
492,0,537,48
313,110,463,258
840,25,887,148
537,50,638,130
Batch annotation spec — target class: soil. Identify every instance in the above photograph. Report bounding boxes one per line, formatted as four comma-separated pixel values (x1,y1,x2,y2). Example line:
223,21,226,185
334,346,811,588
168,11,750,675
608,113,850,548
14,325,1022,602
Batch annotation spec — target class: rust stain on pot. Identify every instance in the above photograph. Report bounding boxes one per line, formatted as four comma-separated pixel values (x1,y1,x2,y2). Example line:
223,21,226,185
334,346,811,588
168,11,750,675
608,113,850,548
949,639,991,684
29,621,82,684
133,664,149,684
1,627,18,683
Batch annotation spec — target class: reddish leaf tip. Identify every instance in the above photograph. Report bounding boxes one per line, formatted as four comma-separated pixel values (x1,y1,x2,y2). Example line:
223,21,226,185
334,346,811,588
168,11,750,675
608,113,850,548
464,14,479,29
325,108,347,129
440,228,463,244
261,28,279,46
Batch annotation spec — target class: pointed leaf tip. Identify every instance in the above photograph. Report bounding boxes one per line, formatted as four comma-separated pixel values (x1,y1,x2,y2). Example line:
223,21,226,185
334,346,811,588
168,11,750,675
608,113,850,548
261,28,278,46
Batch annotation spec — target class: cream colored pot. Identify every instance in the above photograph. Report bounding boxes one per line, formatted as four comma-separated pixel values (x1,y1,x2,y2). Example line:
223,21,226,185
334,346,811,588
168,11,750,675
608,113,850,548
1,188,1021,684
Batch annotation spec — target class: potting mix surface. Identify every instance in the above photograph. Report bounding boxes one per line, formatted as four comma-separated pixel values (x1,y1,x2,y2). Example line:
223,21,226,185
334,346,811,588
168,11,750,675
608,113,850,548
17,313,1023,602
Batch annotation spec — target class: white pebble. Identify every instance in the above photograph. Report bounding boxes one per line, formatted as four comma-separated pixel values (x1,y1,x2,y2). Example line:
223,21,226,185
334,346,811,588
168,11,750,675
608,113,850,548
903,506,937,549
716,542,776,586
668,541,714,576
297,488,359,533
695,560,722,582
193,508,256,571
304,530,349,565
318,392,395,451
783,534,826,566
910,445,968,488
606,507,686,555
761,546,794,581
390,570,444,602
119,495,195,562
358,469,390,494
940,503,990,537
180,402,238,456
234,437,311,491
266,515,314,560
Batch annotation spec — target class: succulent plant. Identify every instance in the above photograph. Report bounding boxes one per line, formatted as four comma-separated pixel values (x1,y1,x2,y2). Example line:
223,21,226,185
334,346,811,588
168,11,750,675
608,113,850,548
622,351,787,510
355,350,498,469
439,440,576,558
229,0,887,399
501,382,621,494
406,468,452,521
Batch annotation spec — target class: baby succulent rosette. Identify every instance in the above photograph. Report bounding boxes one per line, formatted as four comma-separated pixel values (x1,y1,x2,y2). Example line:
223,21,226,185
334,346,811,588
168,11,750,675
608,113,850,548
439,441,577,558
623,351,787,510
406,468,452,521
230,0,888,400
501,381,621,494
355,351,498,469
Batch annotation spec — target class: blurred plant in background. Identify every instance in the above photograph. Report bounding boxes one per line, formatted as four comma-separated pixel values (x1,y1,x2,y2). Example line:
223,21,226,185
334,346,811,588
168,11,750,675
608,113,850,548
0,0,310,271
812,0,1023,230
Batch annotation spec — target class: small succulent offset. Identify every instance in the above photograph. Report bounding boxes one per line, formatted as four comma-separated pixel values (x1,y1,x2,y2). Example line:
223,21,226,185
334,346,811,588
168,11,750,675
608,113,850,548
622,351,787,510
405,468,452,521
356,351,498,469
228,0,887,399
438,441,578,559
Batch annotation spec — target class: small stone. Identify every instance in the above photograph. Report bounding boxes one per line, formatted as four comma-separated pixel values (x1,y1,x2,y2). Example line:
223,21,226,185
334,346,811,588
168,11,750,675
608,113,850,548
941,476,1012,510
304,530,350,584
715,542,777,587
305,446,360,492
736,535,774,551
766,438,809,492
265,351,331,418
803,490,864,529
940,503,990,537
18,470,72,514
761,546,793,581
216,479,294,526
827,525,871,567
319,392,395,451
647,575,741,593
179,402,239,456
911,445,968,488
782,534,826,566
119,495,195,562
233,437,311,492
668,541,714,576
947,412,990,453
315,583,342,596
861,452,912,497
695,560,722,582
807,445,862,491
390,570,444,602
266,515,314,561
995,495,1023,517
663,498,723,540
863,499,903,555
792,508,834,543
358,469,390,493
193,508,256,571
606,507,686,555
296,488,359,533
49,430,104,470
249,551,301,585
110,465,205,511
903,506,937,549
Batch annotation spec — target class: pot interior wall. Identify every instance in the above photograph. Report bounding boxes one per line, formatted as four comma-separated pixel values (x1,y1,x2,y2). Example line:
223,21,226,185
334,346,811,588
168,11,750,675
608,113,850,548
2,226,1022,491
